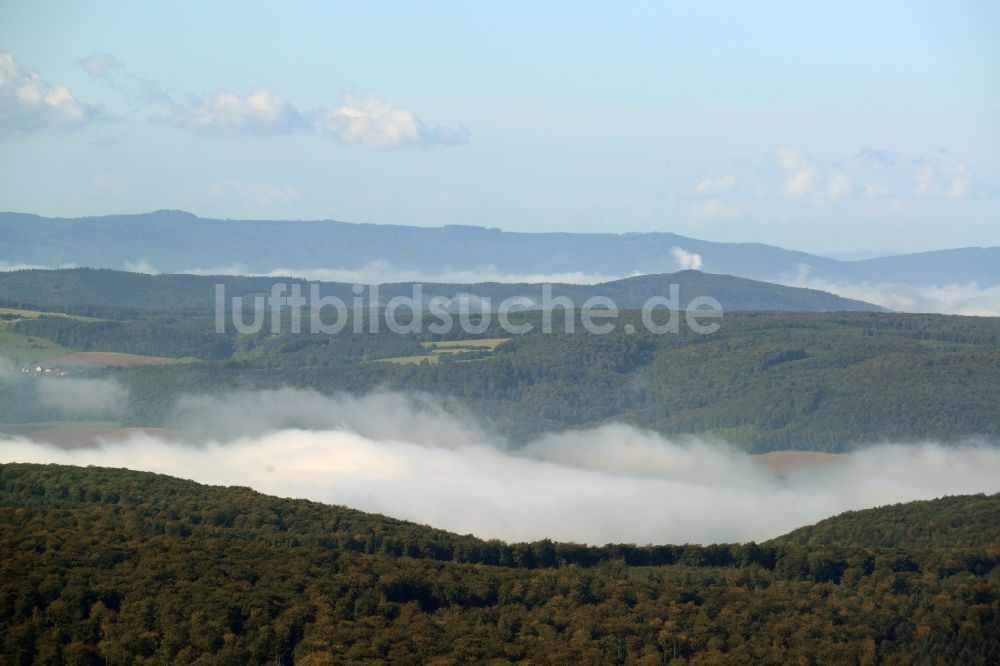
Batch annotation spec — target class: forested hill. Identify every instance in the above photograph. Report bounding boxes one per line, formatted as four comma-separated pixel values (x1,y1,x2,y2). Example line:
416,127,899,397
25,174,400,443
1,463,999,664
0,267,883,312
3,463,997,559
771,493,1000,549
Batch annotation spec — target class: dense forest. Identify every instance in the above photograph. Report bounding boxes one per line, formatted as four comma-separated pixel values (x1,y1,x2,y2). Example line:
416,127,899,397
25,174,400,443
2,307,1000,449
772,494,1000,549
3,307,998,451
1,464,997,664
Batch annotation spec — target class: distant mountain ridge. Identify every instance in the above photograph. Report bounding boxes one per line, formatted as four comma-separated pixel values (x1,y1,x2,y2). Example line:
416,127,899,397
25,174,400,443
1,210,997,288
0,267,884,312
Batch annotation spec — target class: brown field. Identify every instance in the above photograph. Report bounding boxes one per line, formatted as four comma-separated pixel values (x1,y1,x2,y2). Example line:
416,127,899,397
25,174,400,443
24,426,173,449
377,354,441,365
45,352,182,368
752,450,843,475
0,307,103,322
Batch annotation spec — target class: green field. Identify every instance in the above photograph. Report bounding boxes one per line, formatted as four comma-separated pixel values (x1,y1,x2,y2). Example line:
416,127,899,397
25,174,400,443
0,328,69,364
376,338,511,364
0,305,106,364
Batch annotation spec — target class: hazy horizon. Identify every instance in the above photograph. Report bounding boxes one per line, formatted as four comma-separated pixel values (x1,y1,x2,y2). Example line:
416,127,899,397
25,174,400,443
2,1,998,254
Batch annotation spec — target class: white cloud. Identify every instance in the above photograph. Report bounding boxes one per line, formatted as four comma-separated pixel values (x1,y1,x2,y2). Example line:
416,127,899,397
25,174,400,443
671,247,703,271
776,148,820,198
826,173,852,199
916,165,936,195
946,165,970,198
3,389,999,544
320,90,469,150
822,281,1000,317
693,175,735,195
150,86,468,148
122,259,158,274
914,163,971,199
781,265,1000,316
76,53,123,79
74,54,468,148
35,378,129,417
0,356,19,385
688,199,737,220
0,51,105,133
0,261,47,272
157,88,308,134
854,145,899,167
77,52,171,106
0,261,78,272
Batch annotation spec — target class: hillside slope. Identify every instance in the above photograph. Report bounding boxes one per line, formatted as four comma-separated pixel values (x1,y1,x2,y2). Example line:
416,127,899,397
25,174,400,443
3,311,998,450
0,267,883,312
771,493,1000,549
0,463,998,664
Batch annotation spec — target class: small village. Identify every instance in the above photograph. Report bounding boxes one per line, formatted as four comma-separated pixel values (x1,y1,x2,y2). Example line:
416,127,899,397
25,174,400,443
18,364,69,377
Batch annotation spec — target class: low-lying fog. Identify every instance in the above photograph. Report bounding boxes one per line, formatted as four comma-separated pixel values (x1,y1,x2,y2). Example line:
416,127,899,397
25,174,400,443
3,388,999,545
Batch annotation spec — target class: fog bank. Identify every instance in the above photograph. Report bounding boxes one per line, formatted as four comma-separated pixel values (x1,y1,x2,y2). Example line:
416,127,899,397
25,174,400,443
2,390,999,545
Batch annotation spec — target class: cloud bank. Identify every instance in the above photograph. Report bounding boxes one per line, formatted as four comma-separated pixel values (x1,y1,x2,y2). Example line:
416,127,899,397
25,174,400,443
35,377,129,417
73,50,469,148
782,265,1000,316
153,87,469,147
156,89,310,135
3,389,998,545
0,51,105,133
168,259,634,285
0,363,129,420
693,175,735,195
813,281,1000,317
320,91,469,150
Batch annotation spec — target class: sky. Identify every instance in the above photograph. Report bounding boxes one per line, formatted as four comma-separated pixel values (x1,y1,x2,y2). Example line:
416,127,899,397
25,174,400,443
0,0,998,253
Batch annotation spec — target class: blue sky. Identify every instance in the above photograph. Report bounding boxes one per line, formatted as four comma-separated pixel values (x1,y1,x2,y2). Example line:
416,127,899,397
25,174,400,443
1,0,997,252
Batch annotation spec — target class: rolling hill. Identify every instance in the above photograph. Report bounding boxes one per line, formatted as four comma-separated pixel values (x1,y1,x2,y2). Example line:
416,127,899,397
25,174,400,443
0,463,997,664
2,310,998,451
771,493,1000,549
0,267,884,312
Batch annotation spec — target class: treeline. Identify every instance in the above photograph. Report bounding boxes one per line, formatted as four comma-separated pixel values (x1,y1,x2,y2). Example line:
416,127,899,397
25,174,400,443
1,464,998,664
773,493,1000,549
